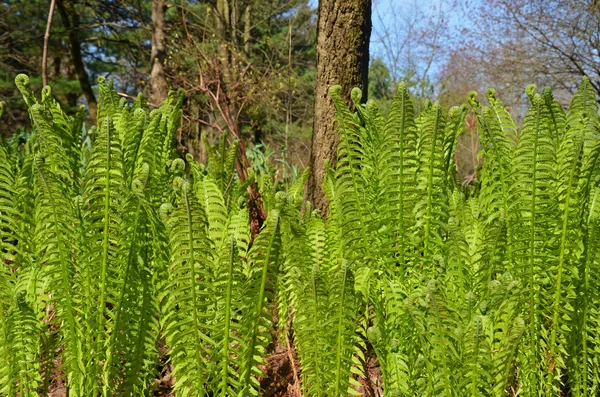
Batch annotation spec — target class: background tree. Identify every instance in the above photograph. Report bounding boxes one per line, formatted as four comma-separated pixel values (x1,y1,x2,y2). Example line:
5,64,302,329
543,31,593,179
306,0,372,214
55,0,98,120
0,0,151,129
157,1,316,163
368,57,393,103
0,0,317,172
437,0,600,114
371,0,449,107
150,0,168,103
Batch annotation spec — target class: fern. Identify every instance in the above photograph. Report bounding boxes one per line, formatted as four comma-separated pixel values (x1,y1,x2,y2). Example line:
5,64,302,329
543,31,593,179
310,77,600,397
162,173,213,396
4,72,600,397
239,210,282,396
102,165,160,395
506,89,557,396
33,153,85,393
1,293,43,396
381,82,419,279
80,115,126,393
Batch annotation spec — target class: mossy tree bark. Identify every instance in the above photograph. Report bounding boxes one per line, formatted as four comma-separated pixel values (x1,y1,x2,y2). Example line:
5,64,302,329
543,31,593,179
307,0,371,215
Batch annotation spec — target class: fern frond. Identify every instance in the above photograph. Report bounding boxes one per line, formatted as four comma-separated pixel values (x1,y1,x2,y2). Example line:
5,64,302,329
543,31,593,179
541,87,566,146
545,108,589,392
28,104,74,188
97,76,122,127
329,87,381,301
122,107,148,185
205,133,239,199
372,280,411,396
486,274,524,397
80,114,126,393
162,175,214,397
212,236,245,396
443,105,468,189
190,157,229,247
1,293,43,396
567,76,598,130
14,74,37,108
380,82,419,278
506,91,557,395
33,154,84,393
413,102,449,278
239,210,281,396
468,90,514,224
458,314,491,397
102,165,160,395
290,213,331,396
570,186,600,396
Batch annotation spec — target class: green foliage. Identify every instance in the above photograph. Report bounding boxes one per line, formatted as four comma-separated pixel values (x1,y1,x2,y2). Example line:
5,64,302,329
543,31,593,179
2,73,600,397
368,58,393,103
0,74,284,396
287,77,599,396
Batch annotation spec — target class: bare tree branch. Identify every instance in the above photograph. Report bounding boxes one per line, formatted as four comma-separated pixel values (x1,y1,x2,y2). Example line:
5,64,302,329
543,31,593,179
42,0,57,87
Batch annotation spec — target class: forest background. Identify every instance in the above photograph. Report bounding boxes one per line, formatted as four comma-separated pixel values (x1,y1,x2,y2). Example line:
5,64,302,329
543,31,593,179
3,0,599,198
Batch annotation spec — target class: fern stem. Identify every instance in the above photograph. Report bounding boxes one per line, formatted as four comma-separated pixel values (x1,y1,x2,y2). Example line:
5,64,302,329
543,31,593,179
526,100,541,396
423,104,442,262
220,237,235,397
183,181,206,396
333,262,348,397
549,139,582,386
241,213,279,395
93,119,115,395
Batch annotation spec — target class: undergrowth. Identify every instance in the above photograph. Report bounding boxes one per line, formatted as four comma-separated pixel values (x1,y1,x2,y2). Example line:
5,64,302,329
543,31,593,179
0,74,599,396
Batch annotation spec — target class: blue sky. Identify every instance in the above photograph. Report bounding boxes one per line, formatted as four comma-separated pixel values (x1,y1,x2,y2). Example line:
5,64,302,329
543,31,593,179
307,0,468,51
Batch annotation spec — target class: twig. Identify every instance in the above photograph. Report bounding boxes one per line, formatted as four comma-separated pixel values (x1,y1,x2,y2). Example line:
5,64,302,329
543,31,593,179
116,91,159,108
183,114,225,134
284,325,301,395
42,0,57,87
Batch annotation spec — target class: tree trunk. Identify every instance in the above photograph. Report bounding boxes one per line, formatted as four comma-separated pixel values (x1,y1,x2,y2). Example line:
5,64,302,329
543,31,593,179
150,0,168,104
56,0,97,121
215,0,234,85
306,0,371,215
243,3,252,53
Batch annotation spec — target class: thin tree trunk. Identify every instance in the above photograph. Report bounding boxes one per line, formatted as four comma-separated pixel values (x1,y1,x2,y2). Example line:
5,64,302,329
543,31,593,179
151,0,168,103
215,0,233,84
231,0,239,47
243,3,252,53
56,0,97,121
306,0,372,215
42,0,57,87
